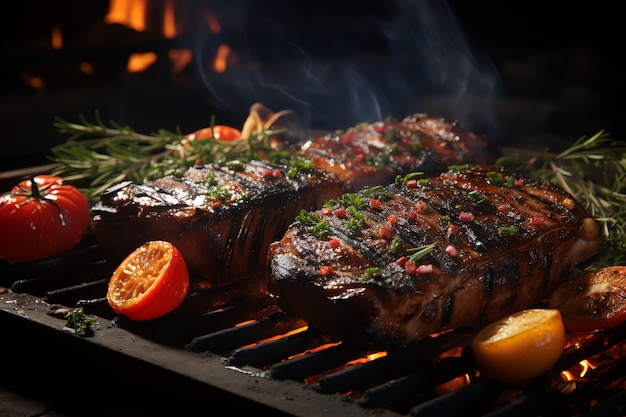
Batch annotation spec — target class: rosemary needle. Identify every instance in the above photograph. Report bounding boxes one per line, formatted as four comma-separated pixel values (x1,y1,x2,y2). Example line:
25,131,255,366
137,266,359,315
48,112,282,202
496,130,626,269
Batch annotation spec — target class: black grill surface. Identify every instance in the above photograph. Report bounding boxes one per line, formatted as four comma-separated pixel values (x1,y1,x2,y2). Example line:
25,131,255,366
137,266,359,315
2,230,626,417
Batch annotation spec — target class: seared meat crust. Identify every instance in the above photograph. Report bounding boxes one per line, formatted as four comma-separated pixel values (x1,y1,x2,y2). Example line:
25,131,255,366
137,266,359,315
267,167,602,347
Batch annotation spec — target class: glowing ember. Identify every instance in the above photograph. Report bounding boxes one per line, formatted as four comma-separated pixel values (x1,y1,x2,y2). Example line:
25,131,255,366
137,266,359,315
344,351,387,367
238,325,309,349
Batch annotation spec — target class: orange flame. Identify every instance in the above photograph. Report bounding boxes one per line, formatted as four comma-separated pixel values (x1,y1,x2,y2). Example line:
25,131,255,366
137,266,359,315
238,325,309,349
344,351,387,366
51,25,63,49
560,359,599,382
213,44,232,73
103,0,192,74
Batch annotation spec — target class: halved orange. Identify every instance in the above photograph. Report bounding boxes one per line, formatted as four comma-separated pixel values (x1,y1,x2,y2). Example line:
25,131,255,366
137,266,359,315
471,309,565,383
107,240,190,321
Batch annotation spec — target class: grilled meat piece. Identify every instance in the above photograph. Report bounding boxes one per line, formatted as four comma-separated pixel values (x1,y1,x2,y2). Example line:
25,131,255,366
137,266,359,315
267,166,602,347
92,160,345,291
302,114,497,191
92,114,497,291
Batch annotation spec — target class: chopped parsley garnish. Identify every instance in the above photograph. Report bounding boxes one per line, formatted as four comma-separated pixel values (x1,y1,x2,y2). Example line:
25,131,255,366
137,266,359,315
339,193,365,210
296,209,332,238
361,267,382,281
390,236,402,253
286,158,314,178
206,184,232,202
64,307,98,336
467,190,488,204
486,171,504,185
345,206,365,236
498,226,518,236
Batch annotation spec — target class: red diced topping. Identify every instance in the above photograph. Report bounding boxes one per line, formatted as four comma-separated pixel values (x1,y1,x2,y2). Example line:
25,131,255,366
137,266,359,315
370,199,381,209
447,222,457,236
194,158,203,167
395,256,407,266
334,207,347,218
404,261,417,274
351,145,365,154
212,201,223,208
319,265,334,276
514,178,524,187
415,200,428,214
354,154,365,163
379,224,393,238
415,264,433,274
406,180,418,189
386,214,397,225
372,122,385,133
497,203,510,212
272,169,282,178
259,168,273,177
320,207,332,216
445,245,458,257
531,215,545,226
459,212,474,222
340,131,355,144
406,210,418,220
329,237,341,249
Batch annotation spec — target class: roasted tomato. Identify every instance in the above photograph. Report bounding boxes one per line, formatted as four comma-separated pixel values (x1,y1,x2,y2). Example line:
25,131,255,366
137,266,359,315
0,175,91,263
548,266,626,333
107,240,190,321
183,125,242,144
471,309,565,383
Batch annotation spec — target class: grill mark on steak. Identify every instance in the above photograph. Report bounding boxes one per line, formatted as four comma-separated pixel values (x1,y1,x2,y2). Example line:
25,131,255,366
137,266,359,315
267,166,602,347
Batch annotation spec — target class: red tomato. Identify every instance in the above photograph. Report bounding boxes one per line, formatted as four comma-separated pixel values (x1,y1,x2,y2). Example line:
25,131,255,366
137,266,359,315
0,175,91,263
106,240,189,321
548,266,626,332
183,125,242,143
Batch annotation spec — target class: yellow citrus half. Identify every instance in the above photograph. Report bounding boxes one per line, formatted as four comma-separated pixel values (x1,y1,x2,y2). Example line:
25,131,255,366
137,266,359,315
471,308,565,383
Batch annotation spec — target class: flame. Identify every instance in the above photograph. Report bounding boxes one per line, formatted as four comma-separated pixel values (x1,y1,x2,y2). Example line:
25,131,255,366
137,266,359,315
238,325,309,349
344,351,387,366
51,25,62,49
163,0,176,39
213,44,232,73
103,0,192,74
105,0,146,31
204,10,222,34
288,341,343,360
560,359,599,382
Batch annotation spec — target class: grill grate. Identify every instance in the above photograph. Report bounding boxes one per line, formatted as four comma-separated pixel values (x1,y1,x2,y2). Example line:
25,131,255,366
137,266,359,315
1,233,626,417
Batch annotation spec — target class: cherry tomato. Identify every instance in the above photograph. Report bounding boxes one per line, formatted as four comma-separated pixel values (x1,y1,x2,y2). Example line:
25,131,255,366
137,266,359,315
0,175,91,263
107,240,190,321
471,309,565,383
183,125,242,143
548,266,626,333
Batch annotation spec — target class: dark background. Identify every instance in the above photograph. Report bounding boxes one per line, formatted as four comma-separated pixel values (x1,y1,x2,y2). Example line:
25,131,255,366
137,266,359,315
1,0,623,171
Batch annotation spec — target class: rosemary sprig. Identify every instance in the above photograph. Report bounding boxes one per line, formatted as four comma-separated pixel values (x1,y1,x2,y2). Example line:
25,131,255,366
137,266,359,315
48,112,284,202
496,130,626,269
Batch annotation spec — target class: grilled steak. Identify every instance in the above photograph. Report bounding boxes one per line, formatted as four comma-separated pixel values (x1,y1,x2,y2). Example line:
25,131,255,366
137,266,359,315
92,114,497,290
267,166,602,347
302,114,496,191
92,160,345,291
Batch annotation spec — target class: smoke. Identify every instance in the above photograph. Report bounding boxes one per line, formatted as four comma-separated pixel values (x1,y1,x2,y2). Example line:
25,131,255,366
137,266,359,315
191,0,501,132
